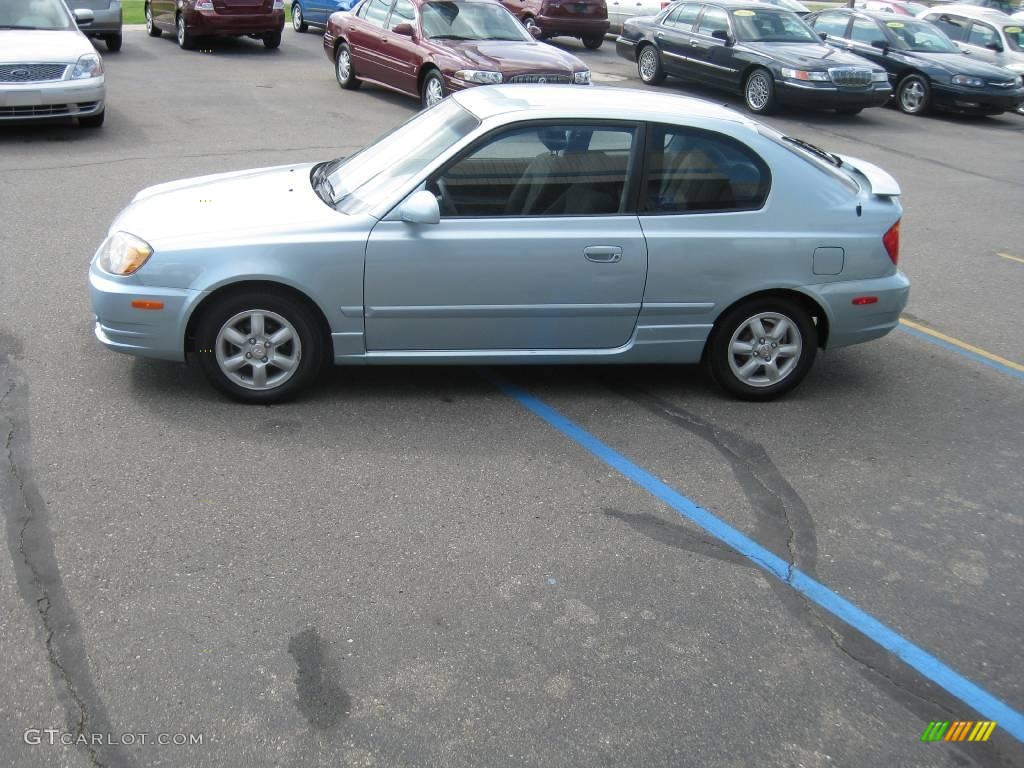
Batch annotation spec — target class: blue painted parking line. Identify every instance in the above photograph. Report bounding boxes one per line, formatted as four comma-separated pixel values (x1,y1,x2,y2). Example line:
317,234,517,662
496,378,1024,743
898,321,1024,381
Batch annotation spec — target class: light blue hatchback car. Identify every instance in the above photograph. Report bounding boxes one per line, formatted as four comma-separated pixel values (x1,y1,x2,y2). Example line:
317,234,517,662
89,86,909,403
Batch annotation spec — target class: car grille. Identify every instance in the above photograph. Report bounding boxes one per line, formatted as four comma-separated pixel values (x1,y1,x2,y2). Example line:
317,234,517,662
988,78,1017,88
828,67,872,88
0,102,97,118
0,63,69,83
508,74,572,84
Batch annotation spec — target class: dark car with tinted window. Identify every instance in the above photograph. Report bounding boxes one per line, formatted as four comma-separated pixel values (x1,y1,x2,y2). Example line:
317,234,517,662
325,0,592,107
499,0,610,48
616,0,891,114
807,8,1024,114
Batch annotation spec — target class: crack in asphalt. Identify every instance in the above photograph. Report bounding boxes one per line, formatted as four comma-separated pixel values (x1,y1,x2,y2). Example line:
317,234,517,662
0,339,132,768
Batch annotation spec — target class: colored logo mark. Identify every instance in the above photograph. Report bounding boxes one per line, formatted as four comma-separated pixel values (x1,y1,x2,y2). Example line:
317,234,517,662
921,721,997,742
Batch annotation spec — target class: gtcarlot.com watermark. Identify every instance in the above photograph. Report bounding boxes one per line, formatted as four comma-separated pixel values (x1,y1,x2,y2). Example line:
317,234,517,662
25,729,203,746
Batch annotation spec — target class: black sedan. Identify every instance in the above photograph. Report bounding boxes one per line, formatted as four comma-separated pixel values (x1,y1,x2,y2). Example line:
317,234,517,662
615,0,892,114
806,9,1024,115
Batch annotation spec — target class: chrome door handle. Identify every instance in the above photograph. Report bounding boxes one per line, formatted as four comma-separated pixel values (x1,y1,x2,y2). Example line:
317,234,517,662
584,246,622,263
690,39,700,45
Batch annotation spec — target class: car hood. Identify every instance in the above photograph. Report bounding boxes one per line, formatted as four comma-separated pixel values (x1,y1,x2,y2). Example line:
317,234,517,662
897,49,1020,78
745,41,877,68
437,40,585,72
0,29,95,63
110,164,345,249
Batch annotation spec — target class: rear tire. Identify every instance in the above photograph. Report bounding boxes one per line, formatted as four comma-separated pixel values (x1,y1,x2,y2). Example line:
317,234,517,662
145,3,161,36
263,29,282,48
195,291,324,404
744,68,778,115
637,43,665,85
292,1,308,31
176,13,195,49
707,296,817,401
78,110,105,128
105,33,123,51
896,74,930,115
582,34,603,49
335,42,361,89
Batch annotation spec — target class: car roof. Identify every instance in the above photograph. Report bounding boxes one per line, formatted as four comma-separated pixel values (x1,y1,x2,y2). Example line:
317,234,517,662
924,3,1012,19
451,85,758,127
700,0,794,8
838,8,920,20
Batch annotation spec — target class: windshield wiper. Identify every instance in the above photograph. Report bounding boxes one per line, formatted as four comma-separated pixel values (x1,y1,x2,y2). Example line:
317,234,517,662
429,34,473,40
0,25,43,29
783,136,842,167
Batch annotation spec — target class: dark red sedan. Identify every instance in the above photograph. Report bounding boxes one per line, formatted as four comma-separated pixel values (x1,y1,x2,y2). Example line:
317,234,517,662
145,0,285,49
499,0,609,49
323,0,593,107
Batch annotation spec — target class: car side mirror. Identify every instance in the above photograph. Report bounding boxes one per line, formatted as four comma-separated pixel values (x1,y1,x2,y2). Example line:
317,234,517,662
819,31,828,41
400,190,440,225
985,40,1003,52
392,22,414,36
871,39,889,52
528,25,543,38
711,29,734,45
73,8,95,25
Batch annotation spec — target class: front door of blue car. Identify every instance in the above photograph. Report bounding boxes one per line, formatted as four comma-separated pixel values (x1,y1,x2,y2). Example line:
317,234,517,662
363,121,649,351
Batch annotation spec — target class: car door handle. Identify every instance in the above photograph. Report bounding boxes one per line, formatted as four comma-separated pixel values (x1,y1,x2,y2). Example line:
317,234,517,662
584,246,622,263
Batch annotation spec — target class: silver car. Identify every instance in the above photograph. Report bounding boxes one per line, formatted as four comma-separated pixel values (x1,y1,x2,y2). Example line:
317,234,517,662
74,0,124,52
88,86,909,403
0,0,106,126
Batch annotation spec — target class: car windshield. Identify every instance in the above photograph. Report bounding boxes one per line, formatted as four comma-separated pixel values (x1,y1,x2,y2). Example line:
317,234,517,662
883,19,960,52
1003,23,1022,50
422,1,529,41
316,99,480,214
0,0,74,30
731,9,819,43
902,2,928,14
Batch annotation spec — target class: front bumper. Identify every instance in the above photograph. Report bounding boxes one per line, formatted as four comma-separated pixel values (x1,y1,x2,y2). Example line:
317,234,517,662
931,83,1024,114
0,76,105,121
536,14,610,36
82,6,123,36
186,9,285,35
90,263,202,362
808,271,910,350
776,79,892,109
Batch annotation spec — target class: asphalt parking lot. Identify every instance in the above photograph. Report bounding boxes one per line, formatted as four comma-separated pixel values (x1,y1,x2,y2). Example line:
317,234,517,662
1,24,1023,768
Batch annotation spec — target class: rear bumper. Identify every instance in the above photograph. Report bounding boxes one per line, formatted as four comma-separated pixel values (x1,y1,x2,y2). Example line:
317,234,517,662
807,271,910,350
615,36,638,61
776,80,892,109
82,6,123,35
0,77,105,121
536,15,610,36
931,83,1024,114
187,9,285,35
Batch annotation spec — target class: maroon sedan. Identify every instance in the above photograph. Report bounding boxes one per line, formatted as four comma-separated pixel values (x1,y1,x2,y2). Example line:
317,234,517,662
324,0,593,108
145,0,285,50
499,0,609,48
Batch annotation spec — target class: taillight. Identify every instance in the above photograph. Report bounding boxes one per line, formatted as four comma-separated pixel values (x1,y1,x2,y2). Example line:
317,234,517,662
883,219,900,265
660,0,671,7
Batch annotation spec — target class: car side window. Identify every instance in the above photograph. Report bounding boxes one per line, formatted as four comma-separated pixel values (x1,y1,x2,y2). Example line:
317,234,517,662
432,124,638,218
363,0,392,27
966,21,998,47
642,125,770,214
850,16,883,44
387,0,414,29
930,14,967,41
664,3,702,31
812,12,851,38
696,7,730,36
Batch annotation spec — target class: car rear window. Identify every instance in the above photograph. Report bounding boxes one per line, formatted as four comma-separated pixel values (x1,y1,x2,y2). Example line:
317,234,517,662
756,126,858,194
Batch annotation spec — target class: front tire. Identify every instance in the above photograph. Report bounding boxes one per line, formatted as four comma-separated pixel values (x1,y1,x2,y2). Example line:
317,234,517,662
897,74,930,115
105,33,123,51
263,29,282,48
195,291,324,404
421,68,445,109
707,297,817,401
292,1,308,31
145,3,161,36
335,42,361,89
637,43,665,85
582,34,603,49
176,13,195,50
744,68,778,115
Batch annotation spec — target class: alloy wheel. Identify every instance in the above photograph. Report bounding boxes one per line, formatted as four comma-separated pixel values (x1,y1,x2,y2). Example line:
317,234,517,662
726,312,802,388
145,5,153,32
900,79,926,113
424,77,444,107
746,73,770,111
337,48,351,83
177,15,185,46
639,48,658,82
215,310,302,391
292,3,302,31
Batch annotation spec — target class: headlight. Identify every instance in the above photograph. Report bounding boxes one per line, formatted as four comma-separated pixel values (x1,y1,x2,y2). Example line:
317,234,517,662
454,70,503,85
952,74,985,88
96,232,153,276
780,68,829,82
574,70,591,85
71,53,103,80
872,71,889,83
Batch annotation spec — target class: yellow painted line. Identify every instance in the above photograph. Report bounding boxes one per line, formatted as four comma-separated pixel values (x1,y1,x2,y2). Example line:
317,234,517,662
998,252,1024,265
899,318,1024,374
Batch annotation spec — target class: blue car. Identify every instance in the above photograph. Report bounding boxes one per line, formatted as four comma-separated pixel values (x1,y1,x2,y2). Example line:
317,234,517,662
291,0,356,32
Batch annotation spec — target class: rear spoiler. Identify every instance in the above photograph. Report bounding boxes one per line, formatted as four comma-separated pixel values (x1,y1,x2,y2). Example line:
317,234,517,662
835,154,901,197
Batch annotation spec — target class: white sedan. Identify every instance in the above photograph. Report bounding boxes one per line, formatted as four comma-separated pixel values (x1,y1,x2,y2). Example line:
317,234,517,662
0,0,106,127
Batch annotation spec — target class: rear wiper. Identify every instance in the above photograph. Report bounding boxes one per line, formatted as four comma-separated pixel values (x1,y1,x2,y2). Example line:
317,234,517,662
783,136,842,167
